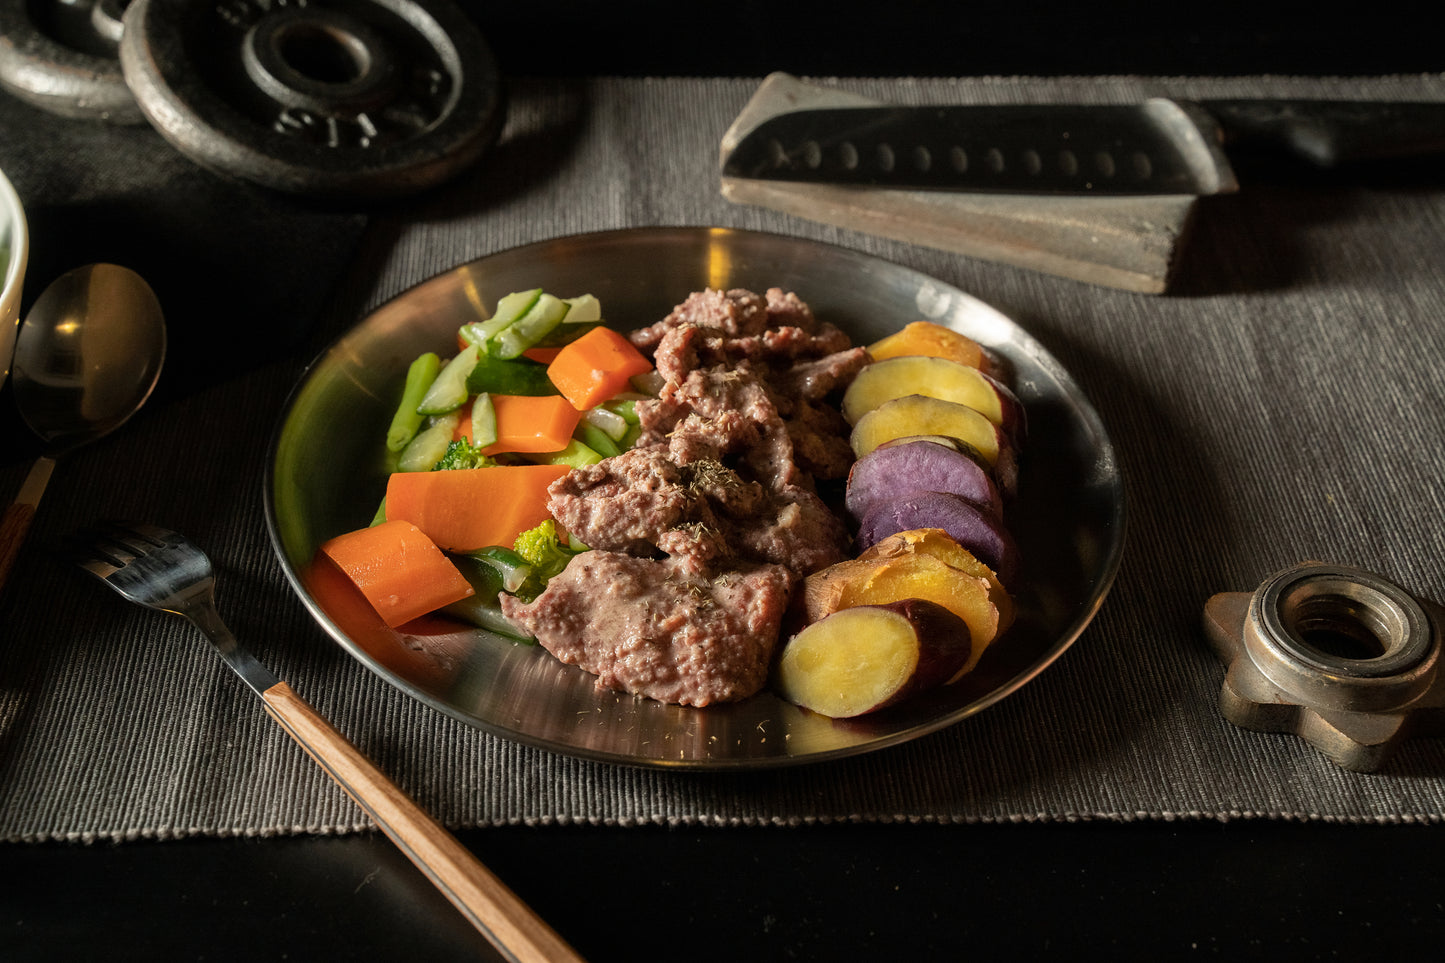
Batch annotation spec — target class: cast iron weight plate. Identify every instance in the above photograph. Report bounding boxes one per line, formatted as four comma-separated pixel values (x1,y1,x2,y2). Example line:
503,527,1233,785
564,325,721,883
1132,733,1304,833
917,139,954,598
118,0,505,200
0,0,145,123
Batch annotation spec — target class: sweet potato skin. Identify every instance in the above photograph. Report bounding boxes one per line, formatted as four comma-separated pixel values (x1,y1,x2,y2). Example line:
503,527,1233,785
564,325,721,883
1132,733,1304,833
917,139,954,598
845,439,1004,524
841,355,1027,444
866,321,994,374
856,491,1020,588
858,528,1014,632
874,434,1018,502
849,394,1009,467
774,599,972,717
798,550,1001,679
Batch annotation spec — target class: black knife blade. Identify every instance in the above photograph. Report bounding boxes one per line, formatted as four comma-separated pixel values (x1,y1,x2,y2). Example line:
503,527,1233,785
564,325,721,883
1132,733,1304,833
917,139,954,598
720,99,1445,196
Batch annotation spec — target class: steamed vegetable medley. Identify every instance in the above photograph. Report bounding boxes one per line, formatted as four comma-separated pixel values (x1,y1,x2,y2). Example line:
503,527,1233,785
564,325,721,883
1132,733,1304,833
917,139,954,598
317,289,1028,719
319,289,656,640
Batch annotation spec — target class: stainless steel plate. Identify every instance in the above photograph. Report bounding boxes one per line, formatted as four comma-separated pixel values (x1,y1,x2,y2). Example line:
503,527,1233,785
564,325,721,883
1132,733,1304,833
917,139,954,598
265,226,1125,769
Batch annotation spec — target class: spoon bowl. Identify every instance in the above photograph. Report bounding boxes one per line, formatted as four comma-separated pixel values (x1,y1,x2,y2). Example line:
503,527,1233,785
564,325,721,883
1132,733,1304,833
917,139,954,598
0,263,165,591
12,263,166,454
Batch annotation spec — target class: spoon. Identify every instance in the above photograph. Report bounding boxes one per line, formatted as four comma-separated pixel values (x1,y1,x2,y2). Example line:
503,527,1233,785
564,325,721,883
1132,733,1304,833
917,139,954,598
0,264,165,591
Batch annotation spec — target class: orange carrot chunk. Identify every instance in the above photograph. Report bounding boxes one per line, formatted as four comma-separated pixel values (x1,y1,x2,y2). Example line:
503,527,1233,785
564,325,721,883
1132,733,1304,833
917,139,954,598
461,394,581,454
547,326,653,410
522,346,563,364
318,520,474,627
385,464,572,552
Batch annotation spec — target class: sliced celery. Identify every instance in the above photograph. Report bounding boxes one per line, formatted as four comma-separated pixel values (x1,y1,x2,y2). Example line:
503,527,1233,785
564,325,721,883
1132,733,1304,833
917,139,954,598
466,288,541,345
630,369,665,396
575,421,621,459
584,405,629,440
416,344,479,414
397,413,459,471
601,397,641,425
493,293,569,359
561,293,602,323
470,392,498,449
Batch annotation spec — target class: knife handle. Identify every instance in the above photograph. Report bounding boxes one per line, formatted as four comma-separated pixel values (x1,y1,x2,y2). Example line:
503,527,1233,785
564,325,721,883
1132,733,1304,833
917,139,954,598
1203,100,1445,168
260,681,586,963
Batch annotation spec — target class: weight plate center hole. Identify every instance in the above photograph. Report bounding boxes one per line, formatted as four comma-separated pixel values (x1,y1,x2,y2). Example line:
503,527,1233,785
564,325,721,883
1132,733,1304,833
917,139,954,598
33,0,125,55
243,10,394,111
279,22,368,86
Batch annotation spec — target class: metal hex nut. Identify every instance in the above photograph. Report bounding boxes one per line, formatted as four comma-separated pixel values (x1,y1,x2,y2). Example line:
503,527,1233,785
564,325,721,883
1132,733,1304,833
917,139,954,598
1204,562,1445,772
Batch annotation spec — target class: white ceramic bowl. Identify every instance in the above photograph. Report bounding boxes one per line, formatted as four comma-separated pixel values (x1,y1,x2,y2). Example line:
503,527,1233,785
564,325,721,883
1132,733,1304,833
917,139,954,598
0,165,29,384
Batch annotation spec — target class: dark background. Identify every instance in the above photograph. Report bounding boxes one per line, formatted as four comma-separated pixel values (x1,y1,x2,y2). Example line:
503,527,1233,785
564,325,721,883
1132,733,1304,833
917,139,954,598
7,3,1445,962
457,3,1437,79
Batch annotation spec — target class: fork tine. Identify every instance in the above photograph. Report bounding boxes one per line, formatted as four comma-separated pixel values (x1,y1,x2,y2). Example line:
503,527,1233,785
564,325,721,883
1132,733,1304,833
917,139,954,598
71,552,121,581
67,519,217,612
65,520,173,580
95,520,171,550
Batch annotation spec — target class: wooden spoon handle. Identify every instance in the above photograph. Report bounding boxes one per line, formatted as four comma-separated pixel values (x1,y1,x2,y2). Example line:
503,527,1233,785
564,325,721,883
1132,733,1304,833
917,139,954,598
260,680,585,963
0,457,55,594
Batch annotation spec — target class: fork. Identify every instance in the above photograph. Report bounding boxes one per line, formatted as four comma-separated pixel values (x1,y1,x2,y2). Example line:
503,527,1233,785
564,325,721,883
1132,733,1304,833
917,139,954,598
71,521,584,963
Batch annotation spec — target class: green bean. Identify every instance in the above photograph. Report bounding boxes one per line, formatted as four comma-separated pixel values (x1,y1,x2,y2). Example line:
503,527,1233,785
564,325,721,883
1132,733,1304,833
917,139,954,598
386,352,441,452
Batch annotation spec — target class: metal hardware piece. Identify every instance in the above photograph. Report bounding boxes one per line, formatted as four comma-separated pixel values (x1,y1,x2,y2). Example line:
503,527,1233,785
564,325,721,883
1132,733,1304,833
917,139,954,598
118,0,505,199
0,0,145,123
1204,562,1445,772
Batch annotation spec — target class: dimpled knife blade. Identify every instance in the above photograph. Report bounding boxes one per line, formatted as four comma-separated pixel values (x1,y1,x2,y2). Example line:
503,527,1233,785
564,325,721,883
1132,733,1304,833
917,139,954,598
721,100,1240,196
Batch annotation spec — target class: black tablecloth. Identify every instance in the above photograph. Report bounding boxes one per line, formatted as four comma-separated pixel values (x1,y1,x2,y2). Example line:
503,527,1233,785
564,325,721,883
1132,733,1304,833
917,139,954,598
3,25,1445,955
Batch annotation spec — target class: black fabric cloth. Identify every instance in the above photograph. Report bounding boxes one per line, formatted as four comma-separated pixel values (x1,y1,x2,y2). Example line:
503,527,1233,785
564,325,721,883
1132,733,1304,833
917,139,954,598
0,90,368,420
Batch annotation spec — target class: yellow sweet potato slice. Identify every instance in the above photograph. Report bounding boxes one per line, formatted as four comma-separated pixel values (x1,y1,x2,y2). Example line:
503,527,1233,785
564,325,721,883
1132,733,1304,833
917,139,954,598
774,600,972,718
800,552,1000,680
849,394,1006,465
841,356,1026,443
858,528,1014,632
867,321,989,370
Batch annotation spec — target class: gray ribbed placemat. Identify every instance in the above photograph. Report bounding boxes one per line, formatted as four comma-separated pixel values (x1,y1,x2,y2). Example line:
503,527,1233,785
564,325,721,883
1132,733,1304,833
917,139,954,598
4,74,1445,843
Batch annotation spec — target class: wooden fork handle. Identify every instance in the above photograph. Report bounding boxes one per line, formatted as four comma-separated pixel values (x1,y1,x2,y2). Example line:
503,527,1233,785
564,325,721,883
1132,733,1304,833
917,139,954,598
260,681,585,963
0,457,56,595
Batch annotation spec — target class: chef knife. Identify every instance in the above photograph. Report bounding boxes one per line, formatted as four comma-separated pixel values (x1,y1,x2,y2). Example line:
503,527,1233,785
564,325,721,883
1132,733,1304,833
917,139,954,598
720,98,1445,195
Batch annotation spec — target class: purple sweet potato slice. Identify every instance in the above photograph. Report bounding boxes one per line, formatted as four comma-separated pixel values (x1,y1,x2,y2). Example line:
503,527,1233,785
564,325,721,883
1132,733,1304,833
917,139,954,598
846,439,1003,522
856,491,1020,587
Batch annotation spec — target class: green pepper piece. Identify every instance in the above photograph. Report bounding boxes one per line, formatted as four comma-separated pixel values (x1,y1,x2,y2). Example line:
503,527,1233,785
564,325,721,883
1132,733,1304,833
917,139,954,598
442,555,536,643
528,439,603,468
465,352,558,396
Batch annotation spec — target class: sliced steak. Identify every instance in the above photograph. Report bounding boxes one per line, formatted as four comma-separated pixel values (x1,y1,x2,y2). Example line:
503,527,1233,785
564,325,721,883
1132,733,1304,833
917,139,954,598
501,553,792,707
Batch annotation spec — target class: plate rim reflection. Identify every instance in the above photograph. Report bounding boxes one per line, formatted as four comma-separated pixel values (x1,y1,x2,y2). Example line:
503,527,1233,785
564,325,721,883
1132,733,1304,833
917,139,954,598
264,226,1126,770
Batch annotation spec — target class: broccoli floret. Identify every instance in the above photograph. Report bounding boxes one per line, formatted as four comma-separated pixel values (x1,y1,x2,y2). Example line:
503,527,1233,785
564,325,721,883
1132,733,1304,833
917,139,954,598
432,437,495,471
512,520,585,593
